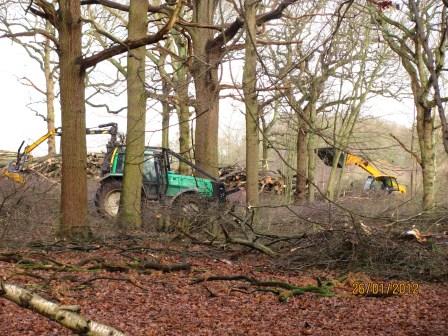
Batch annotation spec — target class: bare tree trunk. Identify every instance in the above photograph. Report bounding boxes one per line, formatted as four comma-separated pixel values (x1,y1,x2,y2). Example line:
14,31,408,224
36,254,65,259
119,0,149,229
173,34,192,174
58,0,89,239
261,137,269,173
295,123,308,202
260,101,278,174
416,104,436,210
243,0,259,209
44,21,56,157
177,99,191,174
192,55,220,177
326,148,343,200
190,1,220,177
307,104,317,202
161,80,170,148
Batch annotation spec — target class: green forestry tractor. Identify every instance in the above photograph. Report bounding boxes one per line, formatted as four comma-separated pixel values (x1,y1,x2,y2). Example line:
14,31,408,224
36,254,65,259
2,122,232,218
96,145,228,218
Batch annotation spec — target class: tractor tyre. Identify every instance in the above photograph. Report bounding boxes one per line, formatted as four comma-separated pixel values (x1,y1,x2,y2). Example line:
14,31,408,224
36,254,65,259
172,193,203,218
95,179,122,218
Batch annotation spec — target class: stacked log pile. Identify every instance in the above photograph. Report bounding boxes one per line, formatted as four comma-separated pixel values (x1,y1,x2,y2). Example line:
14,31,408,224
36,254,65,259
26,153,105,179
219,164,286,194
0,151,17,168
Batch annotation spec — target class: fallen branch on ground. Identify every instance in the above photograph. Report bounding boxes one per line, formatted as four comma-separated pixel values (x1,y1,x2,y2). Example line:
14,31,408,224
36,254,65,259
0,253,191,273
192,274,333,302
0,281,125,336
219,221,277,257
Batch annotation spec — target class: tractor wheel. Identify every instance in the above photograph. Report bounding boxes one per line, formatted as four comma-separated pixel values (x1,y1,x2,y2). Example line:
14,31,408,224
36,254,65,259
95,179,122,218
172,193,203,218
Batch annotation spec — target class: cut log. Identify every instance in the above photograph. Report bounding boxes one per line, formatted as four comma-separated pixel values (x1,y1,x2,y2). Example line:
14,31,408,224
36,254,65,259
0,281,125,336
219,164,286,194
26,153,105,179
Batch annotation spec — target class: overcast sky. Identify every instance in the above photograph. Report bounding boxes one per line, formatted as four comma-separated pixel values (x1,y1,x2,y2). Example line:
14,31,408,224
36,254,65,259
0,39,415,157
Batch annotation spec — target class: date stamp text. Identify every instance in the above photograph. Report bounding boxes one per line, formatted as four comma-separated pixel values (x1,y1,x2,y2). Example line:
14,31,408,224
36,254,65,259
352,281,419,296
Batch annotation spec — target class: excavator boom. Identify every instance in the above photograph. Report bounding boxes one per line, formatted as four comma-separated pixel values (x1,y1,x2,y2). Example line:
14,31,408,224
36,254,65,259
317,147,406,194
345,153,386,178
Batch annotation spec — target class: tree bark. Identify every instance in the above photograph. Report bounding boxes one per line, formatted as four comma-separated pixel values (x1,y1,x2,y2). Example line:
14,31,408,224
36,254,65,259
261,136,269,174
243,0,259,209
295,122,308,202
416,104,436,209
191,55,220,177
161,80,170,148
173,33,191,174
190,0,220,177
58,0,90,239
306,104,317,202
1,281,125,336
44,21,56,157
325,148,343,200
119,0,149,229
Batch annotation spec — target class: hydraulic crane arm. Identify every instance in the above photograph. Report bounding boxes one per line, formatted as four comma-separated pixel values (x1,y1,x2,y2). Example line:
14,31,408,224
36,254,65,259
2,123,118,184
20,128,62,156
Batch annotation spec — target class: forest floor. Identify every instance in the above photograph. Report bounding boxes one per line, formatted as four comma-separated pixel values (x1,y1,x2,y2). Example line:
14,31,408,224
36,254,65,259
1,176,447,335
0,238,447,336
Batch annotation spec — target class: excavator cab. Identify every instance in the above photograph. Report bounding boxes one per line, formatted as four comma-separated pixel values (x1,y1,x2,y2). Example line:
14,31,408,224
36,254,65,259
364,175,404,194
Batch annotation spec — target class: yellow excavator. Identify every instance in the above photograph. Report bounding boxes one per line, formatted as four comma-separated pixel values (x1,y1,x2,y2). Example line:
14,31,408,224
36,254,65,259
2,123,118,184
317,147,406,194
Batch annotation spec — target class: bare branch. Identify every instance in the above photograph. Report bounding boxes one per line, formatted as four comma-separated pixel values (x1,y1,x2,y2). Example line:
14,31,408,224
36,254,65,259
80,0,165,14
389,133,421,165
0,29,59,48
208,0,299,51
81,0,182,70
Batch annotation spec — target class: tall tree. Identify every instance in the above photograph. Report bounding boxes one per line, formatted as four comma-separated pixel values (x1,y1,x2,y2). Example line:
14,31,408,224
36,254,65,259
187,0,299,177
371,0,448,209
43,21,57,156
3,0,182,238
58,0,88,238
243,0,259,209
119,0,149,229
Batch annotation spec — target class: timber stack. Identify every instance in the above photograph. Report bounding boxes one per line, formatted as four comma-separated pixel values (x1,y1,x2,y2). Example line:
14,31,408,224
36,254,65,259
219,164,286,194
27,153,105,179
0,151,17,168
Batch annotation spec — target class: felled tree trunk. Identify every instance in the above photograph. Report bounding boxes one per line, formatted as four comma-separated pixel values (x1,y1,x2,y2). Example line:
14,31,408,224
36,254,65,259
0,281,125,336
